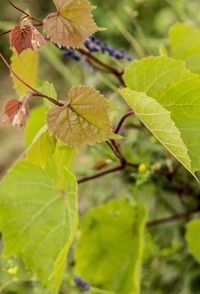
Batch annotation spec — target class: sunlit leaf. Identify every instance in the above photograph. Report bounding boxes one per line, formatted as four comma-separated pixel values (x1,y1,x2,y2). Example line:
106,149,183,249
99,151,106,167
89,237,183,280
11,49,38,96
75,199,147,294
2,98,21,124
38,81,58,109
169,23,200,74
186,219,200,264
120,56,200,179
10,19,46,55
10,24,33,55
26,125,56,168
0,160,78,293
47,86,120,148
25,105,46,145
43,0,100,49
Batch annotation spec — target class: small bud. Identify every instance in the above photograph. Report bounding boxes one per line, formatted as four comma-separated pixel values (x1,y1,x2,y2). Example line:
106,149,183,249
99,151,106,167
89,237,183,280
138,163,147,173
74,276,90,292
8,266,18,275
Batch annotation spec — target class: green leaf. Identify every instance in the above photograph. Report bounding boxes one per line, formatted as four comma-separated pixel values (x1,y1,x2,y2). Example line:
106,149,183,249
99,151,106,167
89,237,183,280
169,23,200,75
46,142,76,190
11,49,38,96
120,56,200,178
38,81,58,109
75,199,147,294
43,0,100,49
25,105,46,145
47,86,121,149
0,160,78,293
26,125,56,168
185,219,200,264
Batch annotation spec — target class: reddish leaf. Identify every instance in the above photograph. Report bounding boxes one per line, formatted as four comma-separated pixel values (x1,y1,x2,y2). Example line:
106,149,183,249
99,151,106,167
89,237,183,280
2,94,30,128
10,24,33,55
10,18,47,55
3,99,22,124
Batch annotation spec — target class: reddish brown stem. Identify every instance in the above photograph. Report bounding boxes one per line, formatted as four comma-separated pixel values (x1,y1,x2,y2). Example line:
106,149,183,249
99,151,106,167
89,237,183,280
78,164,124,184
0,51,61,106
114,111,134,134
147,205,200,227
8,1,43,25
0,29,12,37
78,49,125,85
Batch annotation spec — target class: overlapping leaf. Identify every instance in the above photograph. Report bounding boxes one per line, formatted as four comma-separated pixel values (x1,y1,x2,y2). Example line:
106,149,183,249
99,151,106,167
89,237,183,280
0,160,78,293
120,56,200,178
75,199,147,294
169,23,200,74
185,219,200,265
10,18,46,55
47,86,120,148
43,0,100,49
26,125,56,168
11,49,38,96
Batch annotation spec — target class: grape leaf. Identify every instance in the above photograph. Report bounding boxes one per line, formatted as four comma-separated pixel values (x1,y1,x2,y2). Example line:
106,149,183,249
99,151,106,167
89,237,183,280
43,0,100,49
10,19,46,55
75,199,147,294
10,24,33,55
47,86,121,148
0,160,78,293
38,81,58,109
25,105,46,145
11,49,38,96
26,125,56,168
120,56,200,179
185,219,200,264
2,98,22,124
169,23,200,74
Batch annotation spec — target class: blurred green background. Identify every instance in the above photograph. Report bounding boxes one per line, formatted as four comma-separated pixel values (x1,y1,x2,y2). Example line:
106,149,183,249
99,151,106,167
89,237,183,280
1,0,200,293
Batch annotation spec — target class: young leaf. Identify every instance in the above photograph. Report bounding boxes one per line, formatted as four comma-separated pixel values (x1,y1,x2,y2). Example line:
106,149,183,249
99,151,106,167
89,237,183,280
11,49,38,96
2,98,22,124
10,18,47,55
47,86,120,148
75,199,147,294
120,56,200,179
185,219,200,264
25,105,46,145
26,125,56,168
10,24,33,55
169,23,200,75
0,160,78,293
38,81,58,109
43,0,100,49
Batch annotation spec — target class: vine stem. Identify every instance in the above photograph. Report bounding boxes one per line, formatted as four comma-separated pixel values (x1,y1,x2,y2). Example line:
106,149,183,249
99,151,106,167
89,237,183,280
114,110,134,133
146,205,200,227
78,164,124,184
8,1,43,25
78,49,125,86
0,51,62,106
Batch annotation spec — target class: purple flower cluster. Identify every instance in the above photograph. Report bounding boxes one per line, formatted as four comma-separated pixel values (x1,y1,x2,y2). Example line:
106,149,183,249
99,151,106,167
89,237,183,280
73,276,90,292
59,36,133,62
84,36,133,61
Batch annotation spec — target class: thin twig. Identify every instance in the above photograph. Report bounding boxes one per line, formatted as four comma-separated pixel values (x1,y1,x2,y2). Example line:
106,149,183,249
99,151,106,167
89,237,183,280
114,110,134,134
79,49,125,85
0,29,11,37
8,1,43,25
147,205,200,227
0,51,61,106
78,164,124,184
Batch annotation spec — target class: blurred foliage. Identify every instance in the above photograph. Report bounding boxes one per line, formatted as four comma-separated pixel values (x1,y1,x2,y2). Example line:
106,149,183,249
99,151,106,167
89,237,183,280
1,0,200,293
